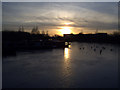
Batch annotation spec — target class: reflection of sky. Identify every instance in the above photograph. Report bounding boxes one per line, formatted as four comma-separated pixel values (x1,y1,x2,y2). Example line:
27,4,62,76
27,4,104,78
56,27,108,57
64,48,69,59
3,2,118,35
63,47,72,87
3,42,118,88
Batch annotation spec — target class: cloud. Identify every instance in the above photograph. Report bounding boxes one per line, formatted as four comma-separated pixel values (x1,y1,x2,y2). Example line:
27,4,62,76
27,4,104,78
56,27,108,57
2,2,118,34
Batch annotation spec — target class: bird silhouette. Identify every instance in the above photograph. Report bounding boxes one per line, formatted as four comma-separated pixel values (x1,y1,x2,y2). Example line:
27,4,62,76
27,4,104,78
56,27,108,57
110,49,113,51
100,50,102,55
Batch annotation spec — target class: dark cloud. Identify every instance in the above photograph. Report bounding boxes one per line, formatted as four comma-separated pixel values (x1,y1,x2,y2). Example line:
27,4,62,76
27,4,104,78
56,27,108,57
2,2,118,34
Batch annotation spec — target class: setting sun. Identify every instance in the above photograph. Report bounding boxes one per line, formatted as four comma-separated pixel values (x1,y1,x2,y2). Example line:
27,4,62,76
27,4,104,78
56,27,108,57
60,27,72,35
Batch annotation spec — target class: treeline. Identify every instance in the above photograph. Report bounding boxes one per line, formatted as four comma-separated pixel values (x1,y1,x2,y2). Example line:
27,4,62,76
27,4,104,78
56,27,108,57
2,31,120,44
64,33,120,44
2,31,51,56
2,31,50,42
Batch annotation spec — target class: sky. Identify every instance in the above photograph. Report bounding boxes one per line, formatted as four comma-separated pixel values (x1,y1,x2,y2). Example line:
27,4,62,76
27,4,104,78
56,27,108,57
2,2,118,36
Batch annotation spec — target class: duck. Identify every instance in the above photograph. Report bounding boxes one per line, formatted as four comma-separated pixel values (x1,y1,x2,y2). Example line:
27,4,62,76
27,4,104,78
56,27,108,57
100,49,102,54
110,49,113,51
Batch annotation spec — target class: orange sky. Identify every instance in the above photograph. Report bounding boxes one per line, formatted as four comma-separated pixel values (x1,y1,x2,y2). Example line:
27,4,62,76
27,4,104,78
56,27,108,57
3,2,118,36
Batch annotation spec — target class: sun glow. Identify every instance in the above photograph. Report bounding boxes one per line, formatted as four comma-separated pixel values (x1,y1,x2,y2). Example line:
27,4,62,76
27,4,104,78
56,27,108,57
64,22,73,25
62,21,74,25
64,48,69,59
60,27,72,35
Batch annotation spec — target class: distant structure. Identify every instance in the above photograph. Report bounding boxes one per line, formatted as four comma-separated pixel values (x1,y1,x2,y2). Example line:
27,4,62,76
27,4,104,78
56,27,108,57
31,26,40,34
18,25,24,32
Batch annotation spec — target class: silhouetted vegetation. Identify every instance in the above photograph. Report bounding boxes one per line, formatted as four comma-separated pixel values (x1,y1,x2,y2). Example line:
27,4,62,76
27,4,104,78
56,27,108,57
2,31,66,56
2,31,49,41
2,30,120,56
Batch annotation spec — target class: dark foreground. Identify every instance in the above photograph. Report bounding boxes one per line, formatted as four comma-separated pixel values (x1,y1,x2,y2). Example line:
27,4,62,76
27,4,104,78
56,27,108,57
2,31,120,56
3,42,118,88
